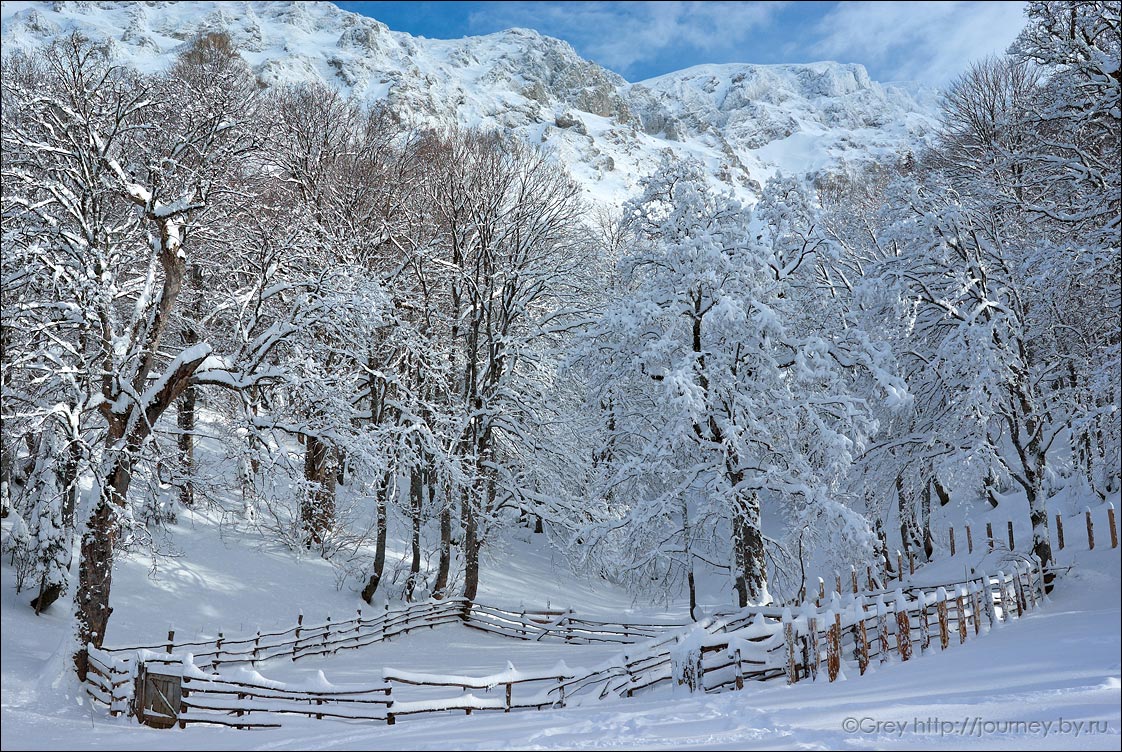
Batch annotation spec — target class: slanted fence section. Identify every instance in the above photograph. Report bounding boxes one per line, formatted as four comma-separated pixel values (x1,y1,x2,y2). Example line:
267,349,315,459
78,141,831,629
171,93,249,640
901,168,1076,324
84,646,131,717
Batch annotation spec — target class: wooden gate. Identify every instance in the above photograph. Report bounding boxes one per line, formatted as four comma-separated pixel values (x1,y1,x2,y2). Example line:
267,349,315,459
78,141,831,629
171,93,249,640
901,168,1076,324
135,664,182,729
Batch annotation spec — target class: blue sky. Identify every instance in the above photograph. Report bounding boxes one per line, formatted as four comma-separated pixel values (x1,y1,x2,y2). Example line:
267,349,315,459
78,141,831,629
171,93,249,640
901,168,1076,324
332,1,1028,86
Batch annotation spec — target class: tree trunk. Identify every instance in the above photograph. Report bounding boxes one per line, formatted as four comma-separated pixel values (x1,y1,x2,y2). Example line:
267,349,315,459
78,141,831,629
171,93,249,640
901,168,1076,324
177,382,196,508
361,474,390,604
732,491,766,607
406,466,422,601
432,500,452,599
301,436,335,547
461,489,480,606
73,457,130,680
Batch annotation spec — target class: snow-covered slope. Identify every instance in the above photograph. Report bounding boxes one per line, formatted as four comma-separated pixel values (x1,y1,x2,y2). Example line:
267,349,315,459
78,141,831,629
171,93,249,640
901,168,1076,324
0,0,939,203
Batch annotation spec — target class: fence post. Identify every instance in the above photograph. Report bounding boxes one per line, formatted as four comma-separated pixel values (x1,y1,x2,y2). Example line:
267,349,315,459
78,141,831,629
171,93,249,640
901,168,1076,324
896,550,903,581
918,590,931,653
734,647,745,690
956,587,967,644
520,608,527,638
827,611,841,681
806,614,819,680
1109,504,1118,549
215,632,223,668
1013,566,1028,615
980,573,995,628
505,682,512,712
851,566,858,594
894,590,912,661
908,550,915,576
936,588,949,649
994,571,1007,622
817,578,825,608
783,610,798,684
949,526,956,556
1007,520,1015,551
876,596,890,664
866,565,875,591
835,573,842,599
1006,571,1022,619
1055,514,1065,550
854,596,869,675
986,522,994,551
1086,509,1095,550
969,585,982,635
966,525,974,554
323,615,331,656
1023,563,1037,611
254,630,261,663
356,608,362,639
166,630,175,655
294,613,303,660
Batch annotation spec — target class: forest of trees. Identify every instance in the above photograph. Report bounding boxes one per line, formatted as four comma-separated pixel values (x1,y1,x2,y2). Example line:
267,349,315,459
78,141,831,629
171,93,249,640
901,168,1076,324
1,1,1118,680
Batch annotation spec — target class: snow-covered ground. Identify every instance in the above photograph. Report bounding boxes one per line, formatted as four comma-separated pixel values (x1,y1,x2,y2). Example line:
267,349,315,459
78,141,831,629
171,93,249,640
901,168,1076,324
2,502,1118,750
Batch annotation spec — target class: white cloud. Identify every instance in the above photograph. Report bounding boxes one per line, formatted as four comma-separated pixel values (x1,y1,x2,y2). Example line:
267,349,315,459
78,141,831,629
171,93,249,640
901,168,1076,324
809,1,1028,85
466,1,784,78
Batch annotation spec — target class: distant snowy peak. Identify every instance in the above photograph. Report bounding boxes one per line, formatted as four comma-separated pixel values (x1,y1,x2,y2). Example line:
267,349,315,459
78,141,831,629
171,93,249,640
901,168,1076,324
0,1,939,202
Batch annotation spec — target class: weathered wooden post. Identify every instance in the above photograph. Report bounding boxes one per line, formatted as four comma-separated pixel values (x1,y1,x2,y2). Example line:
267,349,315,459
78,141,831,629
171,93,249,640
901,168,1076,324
505,682,512,712
1086,509,1095,550
294,613,303,659
980,573,996,628
166,630,175,654
254,630,261,663
817,578,825,608
970,585,982,635
908,550,915,576
835,573,843,599
1014,566,1028,614
956,587,967,644
918,591,931,653
896,550,903,581
949,526,956,556
734,648,745,690
215,632,224,669
966,525,974,553
986,522,994,551
323,615,332,655
783,609,798,684
854,596,869,675
866,565,875,591
807,613,820,680
1005,571,1022,619
851,566,859,594
894,590,912,661
827,611,841,681
994,571,1007,622
936,588,949,649
1108,504,1118,549
1055,514,1065,550
876,596,890,664
1007,520,1015,551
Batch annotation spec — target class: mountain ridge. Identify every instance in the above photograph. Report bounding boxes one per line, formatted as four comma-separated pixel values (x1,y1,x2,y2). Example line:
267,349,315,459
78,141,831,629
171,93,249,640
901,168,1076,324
0,0,939,202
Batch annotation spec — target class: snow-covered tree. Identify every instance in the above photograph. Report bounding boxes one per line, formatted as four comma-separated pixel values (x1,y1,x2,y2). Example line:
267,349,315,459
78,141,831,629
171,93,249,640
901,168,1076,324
577,159,903,607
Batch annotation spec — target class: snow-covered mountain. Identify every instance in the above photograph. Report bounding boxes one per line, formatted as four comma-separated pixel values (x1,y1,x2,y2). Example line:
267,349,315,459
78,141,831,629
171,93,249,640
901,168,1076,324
0,0,939,203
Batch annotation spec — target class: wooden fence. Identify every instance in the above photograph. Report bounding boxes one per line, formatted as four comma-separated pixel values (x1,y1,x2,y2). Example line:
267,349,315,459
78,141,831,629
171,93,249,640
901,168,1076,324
80,502,1116,729
93,558,1049,729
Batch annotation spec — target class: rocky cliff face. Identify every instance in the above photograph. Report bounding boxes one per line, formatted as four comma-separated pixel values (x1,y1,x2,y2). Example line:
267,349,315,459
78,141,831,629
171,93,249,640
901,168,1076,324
0,1,939,203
